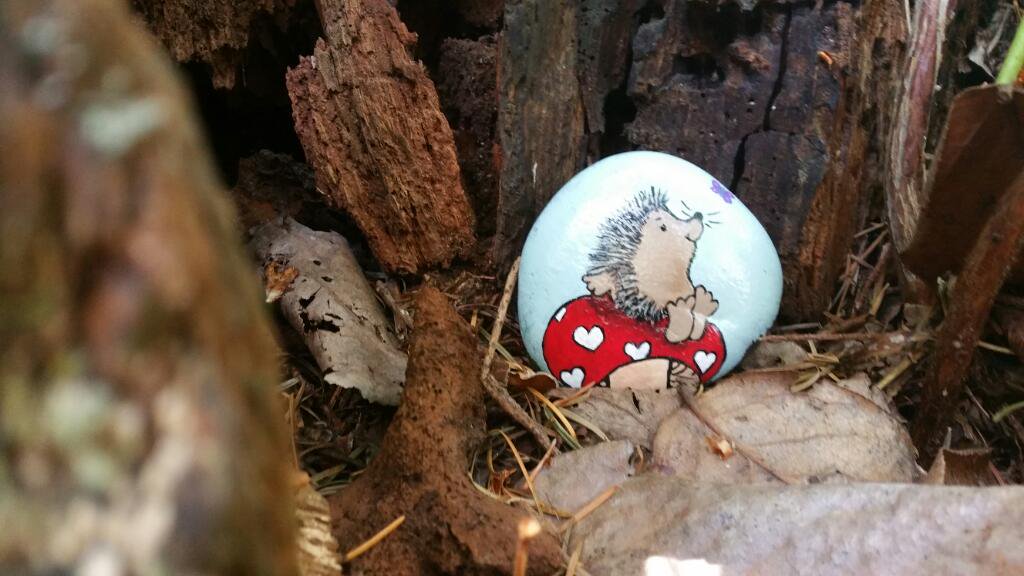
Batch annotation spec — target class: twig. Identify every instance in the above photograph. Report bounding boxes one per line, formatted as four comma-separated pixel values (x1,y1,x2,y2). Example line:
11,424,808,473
566,543,584,576
876,354,919,391
513,517,542,576
912,172,1024,461
500,430,542,512
676,386,800,484
561,485,619,532
343,515,406,562
529,388,577,442
760,331,905,343
481,256,520,382
527,438,559,483
771,322,822,333
485,374,554,449
475,255,552,448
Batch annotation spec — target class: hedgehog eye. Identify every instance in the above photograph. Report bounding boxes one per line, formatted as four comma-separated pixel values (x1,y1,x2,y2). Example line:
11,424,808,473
660,224,667,232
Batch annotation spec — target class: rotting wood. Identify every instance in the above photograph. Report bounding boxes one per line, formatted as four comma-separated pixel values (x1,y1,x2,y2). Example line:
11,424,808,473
492,0,585,270
885,0,959,253
134,0,287,88
912,171,1024,463
624,0,867,321
0,0,297,572
328,287,561,575
286,0,476,274
437,36,500,239
575,0,646,159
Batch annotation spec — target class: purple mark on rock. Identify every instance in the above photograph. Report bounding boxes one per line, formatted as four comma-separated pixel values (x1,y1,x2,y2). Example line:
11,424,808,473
711,179,734,204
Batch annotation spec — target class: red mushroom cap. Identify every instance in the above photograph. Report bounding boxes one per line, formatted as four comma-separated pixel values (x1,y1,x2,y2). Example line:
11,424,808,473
542,295,725,388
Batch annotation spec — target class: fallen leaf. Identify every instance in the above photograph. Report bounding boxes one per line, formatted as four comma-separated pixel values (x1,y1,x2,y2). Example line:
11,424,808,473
652,373,915,484
533,440,635,513
571,475,1024,574
508,366,557,393
901,85,1024,284
548,388,682,449
924,447,999,486
251,218,406,405
264,261,300,303
740,340,809,369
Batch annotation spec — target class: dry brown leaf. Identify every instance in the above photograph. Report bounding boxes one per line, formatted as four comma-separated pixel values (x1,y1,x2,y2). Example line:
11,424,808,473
740,340,810,369
533,440,635,513
251,218,406,405
548,388,682,449
924,447,999,486
570,475,1024,575
652,373,915,484
264,261,300,303
508,366,557,393
295,481,342,576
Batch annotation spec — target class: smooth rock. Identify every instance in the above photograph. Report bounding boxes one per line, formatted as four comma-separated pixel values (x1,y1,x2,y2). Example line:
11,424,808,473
518,151,782,389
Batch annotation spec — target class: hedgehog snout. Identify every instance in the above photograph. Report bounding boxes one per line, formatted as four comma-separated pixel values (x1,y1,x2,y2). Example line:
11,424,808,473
693,211,703,221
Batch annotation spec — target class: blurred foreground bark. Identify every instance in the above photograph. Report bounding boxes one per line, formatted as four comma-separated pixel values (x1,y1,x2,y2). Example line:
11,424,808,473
0,0,296,573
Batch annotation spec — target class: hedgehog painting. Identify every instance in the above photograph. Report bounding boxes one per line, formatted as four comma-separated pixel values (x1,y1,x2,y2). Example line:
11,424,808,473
541,188,726,389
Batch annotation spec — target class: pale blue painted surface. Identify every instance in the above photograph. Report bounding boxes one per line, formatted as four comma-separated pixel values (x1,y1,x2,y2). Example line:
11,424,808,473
517,151,783,380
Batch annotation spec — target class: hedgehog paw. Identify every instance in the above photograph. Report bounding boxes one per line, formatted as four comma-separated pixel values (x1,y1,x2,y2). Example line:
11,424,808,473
693,285,719,317
665,299,696,343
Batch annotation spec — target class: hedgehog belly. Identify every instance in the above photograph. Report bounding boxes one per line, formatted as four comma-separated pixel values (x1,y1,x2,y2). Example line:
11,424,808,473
542,295,726,389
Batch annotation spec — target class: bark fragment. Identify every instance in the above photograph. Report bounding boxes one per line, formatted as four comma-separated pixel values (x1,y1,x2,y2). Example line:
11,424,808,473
328,287,561,574
286,0,476,274
133,0,288,88
251,218,408,406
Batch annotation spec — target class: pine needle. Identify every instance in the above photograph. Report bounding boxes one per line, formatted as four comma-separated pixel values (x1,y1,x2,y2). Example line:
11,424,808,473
343,515,406,562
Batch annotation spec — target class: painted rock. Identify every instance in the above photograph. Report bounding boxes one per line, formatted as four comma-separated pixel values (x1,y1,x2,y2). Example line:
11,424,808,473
518,151,782,390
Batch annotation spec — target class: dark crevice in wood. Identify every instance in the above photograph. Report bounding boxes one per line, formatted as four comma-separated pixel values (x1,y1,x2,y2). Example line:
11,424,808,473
762,5,793,132
177,0,323,184
730,5,793,194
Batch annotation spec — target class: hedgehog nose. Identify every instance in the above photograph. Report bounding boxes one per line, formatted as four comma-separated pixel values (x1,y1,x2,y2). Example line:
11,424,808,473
693,211,703,221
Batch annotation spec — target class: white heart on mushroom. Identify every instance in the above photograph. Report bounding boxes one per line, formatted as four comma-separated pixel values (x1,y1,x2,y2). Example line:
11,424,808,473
573,325,604,351
559,367,585,388
624,341,651,361
694,351,717,373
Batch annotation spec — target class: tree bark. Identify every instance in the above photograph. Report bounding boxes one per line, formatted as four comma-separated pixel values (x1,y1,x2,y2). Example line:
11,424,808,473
286,0,476,275
133,0,290,88
624,0,866,321
0,1,296,573
491,0,586,269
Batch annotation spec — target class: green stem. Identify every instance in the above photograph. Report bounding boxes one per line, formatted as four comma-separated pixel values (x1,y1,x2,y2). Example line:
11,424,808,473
996,15,1024,85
